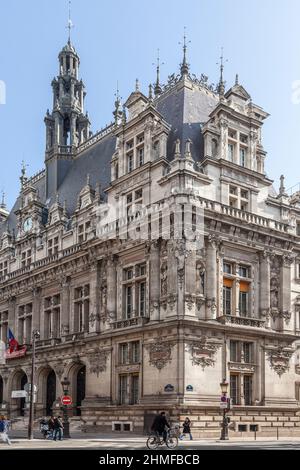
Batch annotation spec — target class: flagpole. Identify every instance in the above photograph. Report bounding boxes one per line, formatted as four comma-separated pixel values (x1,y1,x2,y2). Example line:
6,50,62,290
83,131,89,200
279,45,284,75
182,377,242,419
28,329,40,440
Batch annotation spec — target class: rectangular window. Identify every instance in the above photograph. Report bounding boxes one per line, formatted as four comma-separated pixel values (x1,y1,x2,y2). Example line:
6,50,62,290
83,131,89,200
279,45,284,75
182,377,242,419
223,286,232,315
239,291,249,316
127,153,133,173
230,340,239,362
119,375,128,405
239,266,250,278
120,343,129,364
138,147,144,166
126,286,133,318
132,341,140,363
131,375,139,405
244,375,252,405
240,190,248,200
135,189,143,200
243,343,253,363
228,143,234,162
139,282,146,316
223,262,232,274
240,148,246,167
230,374,239,405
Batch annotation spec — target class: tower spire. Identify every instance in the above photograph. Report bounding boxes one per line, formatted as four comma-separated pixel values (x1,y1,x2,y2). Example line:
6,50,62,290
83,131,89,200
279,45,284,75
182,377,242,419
180,27,190,78
66,0,74,45
154,49,164,96
20,160,28,188
217,47,227,99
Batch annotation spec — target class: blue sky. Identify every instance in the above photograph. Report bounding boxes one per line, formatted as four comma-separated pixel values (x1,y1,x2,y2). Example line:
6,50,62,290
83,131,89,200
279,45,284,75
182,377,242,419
0,0,300,209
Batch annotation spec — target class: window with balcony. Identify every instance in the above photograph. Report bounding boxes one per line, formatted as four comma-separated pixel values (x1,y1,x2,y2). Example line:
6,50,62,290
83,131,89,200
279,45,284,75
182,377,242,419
119,341,140,364
78,221,91,243
44,294,61,339
74,285,90,333
122,263,147,319
18,303,32,344
21,249,32,268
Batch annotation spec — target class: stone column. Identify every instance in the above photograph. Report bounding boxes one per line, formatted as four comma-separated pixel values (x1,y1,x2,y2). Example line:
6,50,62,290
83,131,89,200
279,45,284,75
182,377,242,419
8,296,16,337
220,118,228,160
184,242,197,317
167,240,178,317
149,241,160,321
88,260,100,333
60,276,71,338
280,254,293,331
206,237,217,319
106,255,117,324
259,251,270,327
32,287,41,333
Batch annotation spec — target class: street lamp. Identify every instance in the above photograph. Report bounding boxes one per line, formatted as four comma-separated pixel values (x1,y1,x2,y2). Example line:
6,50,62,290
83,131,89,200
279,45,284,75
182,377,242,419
28,329,40,440
61,376,71,438
220,378,229,441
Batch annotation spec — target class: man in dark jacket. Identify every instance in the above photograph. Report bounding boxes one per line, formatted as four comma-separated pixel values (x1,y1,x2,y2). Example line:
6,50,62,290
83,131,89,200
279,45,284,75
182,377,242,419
53,416,64,441
151,412,170,442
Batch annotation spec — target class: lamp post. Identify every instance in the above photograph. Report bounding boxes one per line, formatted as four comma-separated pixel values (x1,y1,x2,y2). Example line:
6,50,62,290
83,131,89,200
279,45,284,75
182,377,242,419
61,377,71,438
28,329,40,440
220,378,229,441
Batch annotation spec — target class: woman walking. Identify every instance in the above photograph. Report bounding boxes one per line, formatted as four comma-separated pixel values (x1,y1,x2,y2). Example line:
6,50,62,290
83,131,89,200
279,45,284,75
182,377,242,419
179,417,193,441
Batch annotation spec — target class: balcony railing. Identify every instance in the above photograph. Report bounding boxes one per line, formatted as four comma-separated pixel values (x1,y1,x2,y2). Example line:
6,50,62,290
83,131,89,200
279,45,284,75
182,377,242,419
112,316,149,330
217,315,266,328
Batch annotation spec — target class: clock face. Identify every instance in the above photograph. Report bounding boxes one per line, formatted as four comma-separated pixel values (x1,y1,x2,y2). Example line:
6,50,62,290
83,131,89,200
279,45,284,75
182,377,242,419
23,217,33,232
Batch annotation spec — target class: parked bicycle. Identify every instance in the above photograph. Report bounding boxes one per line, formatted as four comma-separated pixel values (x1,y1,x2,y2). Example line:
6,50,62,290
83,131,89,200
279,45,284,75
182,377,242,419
146,428,178,449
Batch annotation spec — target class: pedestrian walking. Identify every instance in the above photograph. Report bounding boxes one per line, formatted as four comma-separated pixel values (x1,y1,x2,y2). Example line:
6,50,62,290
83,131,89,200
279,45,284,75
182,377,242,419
40,417,49,439
53,416,63,441
179,417,193,440
0,415,11,445
48,416,55,439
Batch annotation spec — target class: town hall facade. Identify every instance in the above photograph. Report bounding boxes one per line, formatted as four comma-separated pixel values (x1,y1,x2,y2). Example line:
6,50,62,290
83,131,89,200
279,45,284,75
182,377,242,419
1,36,300,437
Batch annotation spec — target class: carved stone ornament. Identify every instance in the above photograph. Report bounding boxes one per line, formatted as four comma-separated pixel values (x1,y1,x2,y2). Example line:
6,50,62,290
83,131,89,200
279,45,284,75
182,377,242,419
266,346,294,377
53,362,66,379
186,336,222,370
88,349,110,377
146,336,176,370
88,311,100,328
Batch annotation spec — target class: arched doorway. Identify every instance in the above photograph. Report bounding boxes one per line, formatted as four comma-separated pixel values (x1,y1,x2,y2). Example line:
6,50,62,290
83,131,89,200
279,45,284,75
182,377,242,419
76,366,86,416
0,376,3,404
20,373,27,416
46,370,56,416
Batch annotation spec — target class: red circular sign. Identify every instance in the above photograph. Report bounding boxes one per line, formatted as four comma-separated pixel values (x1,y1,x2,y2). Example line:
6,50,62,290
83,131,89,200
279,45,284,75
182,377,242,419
61,395,72,406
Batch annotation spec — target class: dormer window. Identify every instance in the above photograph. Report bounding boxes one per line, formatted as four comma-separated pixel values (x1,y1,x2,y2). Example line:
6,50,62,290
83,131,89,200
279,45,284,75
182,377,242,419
48,236,59,256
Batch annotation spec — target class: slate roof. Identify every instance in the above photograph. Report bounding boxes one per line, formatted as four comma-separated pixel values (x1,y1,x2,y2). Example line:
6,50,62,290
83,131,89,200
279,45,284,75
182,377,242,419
0,77,219,235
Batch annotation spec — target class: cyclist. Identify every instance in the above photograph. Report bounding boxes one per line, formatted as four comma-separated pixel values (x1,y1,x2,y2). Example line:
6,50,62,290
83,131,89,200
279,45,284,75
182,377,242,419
151,411,170,442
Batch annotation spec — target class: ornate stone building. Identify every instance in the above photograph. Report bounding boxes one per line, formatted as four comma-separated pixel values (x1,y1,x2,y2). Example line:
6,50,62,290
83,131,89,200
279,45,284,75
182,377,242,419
1,37,300,437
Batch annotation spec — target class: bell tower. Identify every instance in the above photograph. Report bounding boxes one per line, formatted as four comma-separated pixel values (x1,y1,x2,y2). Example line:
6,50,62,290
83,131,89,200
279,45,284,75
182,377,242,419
45,13,90,198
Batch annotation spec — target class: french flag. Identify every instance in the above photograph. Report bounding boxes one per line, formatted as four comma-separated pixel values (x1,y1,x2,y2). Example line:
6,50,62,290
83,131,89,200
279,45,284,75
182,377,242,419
7,328,19,353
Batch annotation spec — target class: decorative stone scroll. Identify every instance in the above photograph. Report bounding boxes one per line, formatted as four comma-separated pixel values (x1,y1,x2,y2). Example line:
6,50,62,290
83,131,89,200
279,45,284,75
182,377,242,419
145,336,176,370
186,336,222,370
88,348,110,377
266,346,294,377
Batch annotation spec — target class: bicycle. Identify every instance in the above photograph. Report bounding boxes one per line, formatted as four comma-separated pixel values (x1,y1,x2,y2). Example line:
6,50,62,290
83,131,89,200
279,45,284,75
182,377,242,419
146,428,178,449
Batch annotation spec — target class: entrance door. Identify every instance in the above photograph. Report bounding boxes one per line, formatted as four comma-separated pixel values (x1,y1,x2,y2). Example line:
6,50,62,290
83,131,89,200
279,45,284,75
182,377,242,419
20,374,27,416
46,370,56,416
76,366,86,416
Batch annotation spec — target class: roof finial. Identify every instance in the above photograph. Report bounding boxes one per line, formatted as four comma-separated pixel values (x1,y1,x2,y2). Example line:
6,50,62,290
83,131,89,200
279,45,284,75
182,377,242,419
0,191,6,209
66,0,74,45
135,78,140,92
86,173,90,186
153,48,164,96
279,175,287,197
148,83,153,102
20,160,28,188
235,73,239,86
180,27,190,78
217,47,227,99
113,81,122,126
